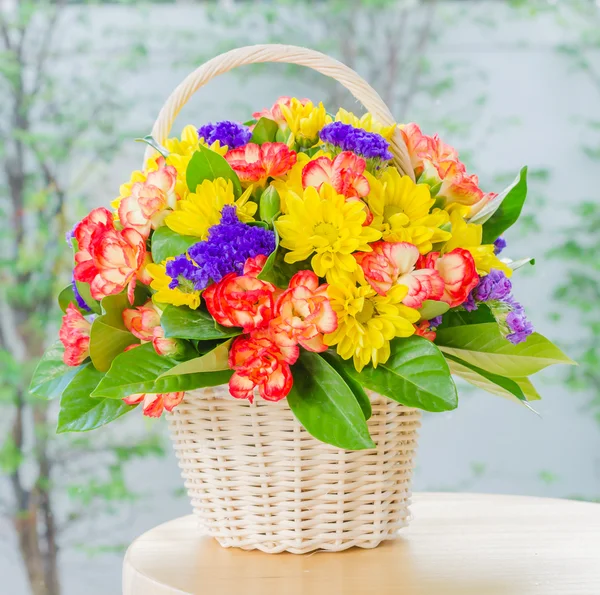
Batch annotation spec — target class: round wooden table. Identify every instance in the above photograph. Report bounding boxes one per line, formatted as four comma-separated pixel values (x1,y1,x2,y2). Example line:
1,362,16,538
123,492,600,595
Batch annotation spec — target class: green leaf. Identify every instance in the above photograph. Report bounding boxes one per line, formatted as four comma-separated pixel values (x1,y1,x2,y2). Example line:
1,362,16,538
418,300,450,321
161,305,241,340
437,305,495,330
326,337,458,412
74,279,101,314
258,186,280,225
508,257,536,271
92,343,230,399
186,146,242,197
479,166,528,243
58,285,89,314
89,289,149,373
321,350,371,420
151,226,199,263
135,135,169,159
57,364,135,433
250,117,278,144
29,341,84,400
158,340,231,378
446,355,539,413
287,351,375,450
436,323,576,377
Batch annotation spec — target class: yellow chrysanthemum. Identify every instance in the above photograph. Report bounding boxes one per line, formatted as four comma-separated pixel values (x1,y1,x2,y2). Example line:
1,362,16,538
280,98,331,148
275,184,381,283
443,209,512,277
366,169,451,254
324,278,419,372
271,150,333,212
112,126,228,211
146,261,201,310
335,108,396,140
165,178,256,239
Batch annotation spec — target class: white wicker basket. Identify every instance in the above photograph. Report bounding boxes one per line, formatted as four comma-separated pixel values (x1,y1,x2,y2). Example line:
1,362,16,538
150,44,420,554
168,386,420,554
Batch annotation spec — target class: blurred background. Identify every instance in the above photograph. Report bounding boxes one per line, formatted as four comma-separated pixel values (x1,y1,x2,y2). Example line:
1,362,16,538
1,0,599,593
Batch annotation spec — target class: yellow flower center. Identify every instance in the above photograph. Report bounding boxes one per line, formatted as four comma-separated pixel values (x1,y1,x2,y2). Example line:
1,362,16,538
313,222,339,245
355,298,375,324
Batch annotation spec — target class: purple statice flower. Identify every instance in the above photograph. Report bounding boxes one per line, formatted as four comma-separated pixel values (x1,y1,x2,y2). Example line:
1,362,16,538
505,299,534,344
197,121,252,150
65,223,78,246
474,269,512,302
319,122,393,161
182,206,275,289
166,255,203,291
429,315,443,328
494,236,507,255
70,276,91,312
463,293,478,312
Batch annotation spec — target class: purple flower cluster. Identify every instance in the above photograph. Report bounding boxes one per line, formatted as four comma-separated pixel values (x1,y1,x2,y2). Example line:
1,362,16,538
494,236,507,255
197,121,252,150
166,206,275,292
466,269,533,344
506,299,534,345
474,269,512,301
319,122,393,161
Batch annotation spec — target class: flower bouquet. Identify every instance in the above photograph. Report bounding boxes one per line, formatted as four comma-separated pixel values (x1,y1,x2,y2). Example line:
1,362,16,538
31,45,573,554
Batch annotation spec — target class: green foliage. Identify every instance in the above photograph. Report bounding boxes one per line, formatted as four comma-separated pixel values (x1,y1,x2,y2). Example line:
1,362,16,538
436,323,575,377
29,341,85,401
92,342,231,400
325,337,459,412
89,289,149,372
288,351,375,450
418,300,450,321
259,186,281,225
250,117,278,144
470,167,528,243
57,364,136,433
151,226,199,263
158,340,231,378
161,305,241,340
186,146,242,197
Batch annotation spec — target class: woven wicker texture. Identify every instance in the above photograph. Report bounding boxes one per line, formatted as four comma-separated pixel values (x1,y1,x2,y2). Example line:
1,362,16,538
143,44,414,179
168,386,421,554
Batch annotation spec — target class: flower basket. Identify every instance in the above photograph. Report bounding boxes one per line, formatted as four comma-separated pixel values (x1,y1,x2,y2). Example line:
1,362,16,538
31,43,574,557
169,386,420,553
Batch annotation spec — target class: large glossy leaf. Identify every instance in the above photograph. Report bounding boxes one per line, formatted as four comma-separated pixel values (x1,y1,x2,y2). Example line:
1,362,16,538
89,289,148,373
158,340,231,378
321,350,372,420
57,364,135,433
326,337,458,412
477,166,528,243
446,355,539,413
161,305,241,340
287,351,375,450
250,117,278,144
29,341,85,400
436,323,576,377
150,226,199,264
92,343,230,399
186,146,242,197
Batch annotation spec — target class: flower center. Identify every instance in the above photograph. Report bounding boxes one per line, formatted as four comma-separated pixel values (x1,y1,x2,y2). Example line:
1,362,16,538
383,203,405,222
313,222,339,245
355,298,375,324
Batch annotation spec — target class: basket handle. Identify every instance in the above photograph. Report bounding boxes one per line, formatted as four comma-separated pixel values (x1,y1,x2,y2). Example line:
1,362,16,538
144,44,414,180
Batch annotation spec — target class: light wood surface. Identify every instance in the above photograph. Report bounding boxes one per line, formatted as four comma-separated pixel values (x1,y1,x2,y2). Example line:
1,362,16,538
122,492,600,595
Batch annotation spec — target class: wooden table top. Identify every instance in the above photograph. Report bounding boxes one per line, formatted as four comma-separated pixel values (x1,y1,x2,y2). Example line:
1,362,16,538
122,492,600,595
